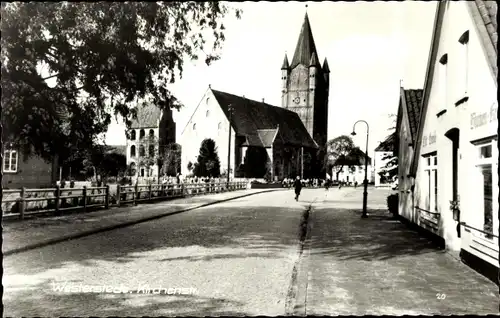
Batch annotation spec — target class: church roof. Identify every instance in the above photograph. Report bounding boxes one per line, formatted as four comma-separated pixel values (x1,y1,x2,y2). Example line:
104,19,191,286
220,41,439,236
211,89,317,149
290,13,320,69
309,52,318,67
130,103,161,128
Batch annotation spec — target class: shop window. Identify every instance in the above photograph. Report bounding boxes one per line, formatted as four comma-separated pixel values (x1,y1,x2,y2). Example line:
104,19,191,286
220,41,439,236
423,153,438,212
475,140,497,239
3,149,18,173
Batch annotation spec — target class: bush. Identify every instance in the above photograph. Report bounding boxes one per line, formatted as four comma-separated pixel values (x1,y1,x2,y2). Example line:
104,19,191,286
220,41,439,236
387,193,398,216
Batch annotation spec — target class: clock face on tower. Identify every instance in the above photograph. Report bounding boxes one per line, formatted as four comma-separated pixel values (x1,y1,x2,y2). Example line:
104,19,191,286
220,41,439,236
293,96,300,104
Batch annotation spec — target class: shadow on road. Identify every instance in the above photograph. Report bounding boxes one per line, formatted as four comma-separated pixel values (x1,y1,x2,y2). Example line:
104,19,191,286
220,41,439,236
308,207,441,261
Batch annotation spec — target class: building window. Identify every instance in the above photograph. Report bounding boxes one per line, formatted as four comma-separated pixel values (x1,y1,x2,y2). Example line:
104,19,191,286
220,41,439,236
193,123,196,130
475,140,497,239
139,145,145,157
130,130,136,140
458,30,469,96
141,168,145,177
3,149,18,173
149,129,154,139
424,153,438,212
438,54,448,109
149,145,155,157
140,129,145,139
206,110,210,117
130,145,136,157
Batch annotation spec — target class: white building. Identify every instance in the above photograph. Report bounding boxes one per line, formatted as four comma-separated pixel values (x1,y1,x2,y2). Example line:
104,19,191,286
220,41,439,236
397,0,498,283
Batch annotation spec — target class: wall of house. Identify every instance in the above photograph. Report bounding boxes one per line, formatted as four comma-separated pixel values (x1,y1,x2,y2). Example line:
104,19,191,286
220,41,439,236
398,106,418,224
336,165,372,184
180,89,237,178
126,126,160,179
413,1,498,261
2,153,56,189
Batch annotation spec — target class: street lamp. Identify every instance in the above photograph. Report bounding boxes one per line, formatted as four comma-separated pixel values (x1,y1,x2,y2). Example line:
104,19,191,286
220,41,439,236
227,104,233,186
351,120,370,218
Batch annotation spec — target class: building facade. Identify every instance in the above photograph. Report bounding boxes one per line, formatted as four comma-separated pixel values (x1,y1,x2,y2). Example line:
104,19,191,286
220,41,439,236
180,87,317,180
281,12,330,152
398,0,498,282
2,147,59,189
126,103,176,180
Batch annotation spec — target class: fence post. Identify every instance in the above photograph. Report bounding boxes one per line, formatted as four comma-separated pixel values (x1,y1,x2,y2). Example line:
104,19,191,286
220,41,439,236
117,185,121,207
55,185,61,215
19,187,26,220
105,185,110,209
149,184,152,202
134,183,138,205
82,186,87,212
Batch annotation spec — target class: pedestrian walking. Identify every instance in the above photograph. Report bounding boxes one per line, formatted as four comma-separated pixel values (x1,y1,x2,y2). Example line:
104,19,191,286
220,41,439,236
293,176,302,201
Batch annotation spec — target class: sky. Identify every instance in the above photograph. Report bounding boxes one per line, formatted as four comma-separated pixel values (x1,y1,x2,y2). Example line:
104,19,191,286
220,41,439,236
104,1,437,158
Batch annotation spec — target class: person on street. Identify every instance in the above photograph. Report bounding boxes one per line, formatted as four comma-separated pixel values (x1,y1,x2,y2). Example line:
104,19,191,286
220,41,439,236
293,176,302,201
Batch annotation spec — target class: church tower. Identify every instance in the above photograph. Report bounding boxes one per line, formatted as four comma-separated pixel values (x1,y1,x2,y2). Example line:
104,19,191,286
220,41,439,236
281,12,329,149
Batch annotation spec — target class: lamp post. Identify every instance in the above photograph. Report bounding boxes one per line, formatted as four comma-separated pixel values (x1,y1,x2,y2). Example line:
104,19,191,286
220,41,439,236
351,120,370,218
227,104,233,186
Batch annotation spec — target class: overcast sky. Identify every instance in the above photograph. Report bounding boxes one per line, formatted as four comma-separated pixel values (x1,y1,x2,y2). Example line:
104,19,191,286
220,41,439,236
104,1,437,157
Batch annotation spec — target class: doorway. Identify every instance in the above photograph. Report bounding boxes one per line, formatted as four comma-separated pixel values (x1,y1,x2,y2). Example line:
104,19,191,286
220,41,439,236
445,128,460,237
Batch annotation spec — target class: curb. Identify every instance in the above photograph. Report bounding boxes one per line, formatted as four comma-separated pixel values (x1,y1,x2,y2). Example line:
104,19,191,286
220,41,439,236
3,189,282,256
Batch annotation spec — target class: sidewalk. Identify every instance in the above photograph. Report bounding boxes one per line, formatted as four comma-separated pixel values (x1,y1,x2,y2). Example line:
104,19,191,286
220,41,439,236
2,188,281,256
300,187,499,315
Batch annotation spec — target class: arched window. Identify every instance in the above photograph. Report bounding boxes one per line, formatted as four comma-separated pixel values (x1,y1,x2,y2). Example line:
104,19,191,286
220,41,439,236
193,123,196,130
149,129,154,138
206,110,210,117
140,129,145,139
130,145,136,157
149,145,155,157
206,97,210,105
218,122,222,130
130,130,136,140
139,145,145,157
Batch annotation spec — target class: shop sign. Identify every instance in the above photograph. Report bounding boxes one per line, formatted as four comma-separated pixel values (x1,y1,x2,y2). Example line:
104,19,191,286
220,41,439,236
470,101,498,130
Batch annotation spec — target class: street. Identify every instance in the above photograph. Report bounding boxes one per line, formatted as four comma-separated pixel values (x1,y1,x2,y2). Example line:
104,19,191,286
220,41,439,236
3,188,499,316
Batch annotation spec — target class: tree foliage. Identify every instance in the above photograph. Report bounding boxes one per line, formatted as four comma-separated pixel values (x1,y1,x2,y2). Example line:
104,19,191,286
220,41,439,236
160,142,181,176
1,2,242,163
193,138,220,177
325,135,368,180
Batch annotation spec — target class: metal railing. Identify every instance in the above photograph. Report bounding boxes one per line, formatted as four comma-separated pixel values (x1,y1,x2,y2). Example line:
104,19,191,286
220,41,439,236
2,181,247,220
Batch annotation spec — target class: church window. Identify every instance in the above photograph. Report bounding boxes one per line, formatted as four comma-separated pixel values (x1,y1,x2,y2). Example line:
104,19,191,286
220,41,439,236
139,145,145,157
149,129,154,139
130,130,136,140
149,145,155,157
130,145,136,157
140,129,145,139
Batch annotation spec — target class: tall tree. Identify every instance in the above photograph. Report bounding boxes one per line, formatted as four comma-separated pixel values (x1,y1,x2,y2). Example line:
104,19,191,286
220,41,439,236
243,146,268,178
1,2,242,164
193,138,220,177
325,135,355,181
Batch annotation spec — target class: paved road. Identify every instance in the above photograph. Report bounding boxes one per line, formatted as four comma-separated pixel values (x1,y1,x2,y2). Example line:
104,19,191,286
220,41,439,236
3,189,312,316
3,187,498,316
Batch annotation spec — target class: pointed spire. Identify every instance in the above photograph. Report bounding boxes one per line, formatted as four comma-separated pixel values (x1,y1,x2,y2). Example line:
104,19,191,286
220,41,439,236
281,53,290,70
322,57,330,73
309,51,318,67
290,12,319,69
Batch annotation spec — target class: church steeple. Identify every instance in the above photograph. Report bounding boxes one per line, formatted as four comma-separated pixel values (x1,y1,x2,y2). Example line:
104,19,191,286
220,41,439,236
290,12,319,69
281,54,290,70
